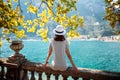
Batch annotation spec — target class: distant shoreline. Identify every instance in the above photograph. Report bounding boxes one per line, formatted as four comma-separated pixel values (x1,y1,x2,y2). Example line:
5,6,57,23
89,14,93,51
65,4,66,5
67,35,120,42
2,35,120,42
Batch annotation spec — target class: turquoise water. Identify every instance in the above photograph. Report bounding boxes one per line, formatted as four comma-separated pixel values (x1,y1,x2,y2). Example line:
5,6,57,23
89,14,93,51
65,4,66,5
1,40,120,72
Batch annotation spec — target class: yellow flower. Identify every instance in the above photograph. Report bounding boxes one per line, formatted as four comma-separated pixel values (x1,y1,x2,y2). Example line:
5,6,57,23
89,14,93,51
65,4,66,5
48,8,53,16
43,16,48,23
61,23,67,28
38,10,47,17
36,28,44,35
27,20,33,25
40,33,46,38
40,29,48,38
10,19,18,26
22,22,27,28
0,7,2,11
27,27,35,32
14,0,18,2
47,0,53,7
37,28,48,39
71,15,77,20
78,16,84,26
15,30,26,38
43,38,49,42
33,19,38,23
2,29,9,34
18,17,24,24
39,23,45,27
0,38,2,47
27,4,38,14
67,30,80,38
75,33,80,37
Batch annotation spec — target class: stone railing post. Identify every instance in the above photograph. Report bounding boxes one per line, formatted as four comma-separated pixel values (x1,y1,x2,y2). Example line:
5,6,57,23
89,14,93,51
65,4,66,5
30,71,35,80
7,40,27,64
38,72,42,80
6,40,27,80
0,64,5,79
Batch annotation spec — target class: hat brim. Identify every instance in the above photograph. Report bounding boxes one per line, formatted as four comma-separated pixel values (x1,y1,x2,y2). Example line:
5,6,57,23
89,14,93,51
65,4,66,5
53,29,66,35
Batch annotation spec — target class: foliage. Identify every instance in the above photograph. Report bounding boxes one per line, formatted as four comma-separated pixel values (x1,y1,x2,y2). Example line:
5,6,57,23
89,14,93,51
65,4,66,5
0,30,1,46
104,0,120,28
0,0,84,46
0,0,25,42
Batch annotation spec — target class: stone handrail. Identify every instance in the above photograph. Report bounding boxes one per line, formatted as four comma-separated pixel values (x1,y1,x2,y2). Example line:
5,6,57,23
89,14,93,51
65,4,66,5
0,58,120,80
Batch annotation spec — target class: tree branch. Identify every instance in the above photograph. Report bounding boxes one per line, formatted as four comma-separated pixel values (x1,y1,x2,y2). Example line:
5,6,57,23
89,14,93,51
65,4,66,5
42,1,56,17
18,0,23,13
36,1,44,18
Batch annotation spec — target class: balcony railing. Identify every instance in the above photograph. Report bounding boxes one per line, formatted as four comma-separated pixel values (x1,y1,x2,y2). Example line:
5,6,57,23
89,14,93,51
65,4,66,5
0,58,120,80
0,41,120,80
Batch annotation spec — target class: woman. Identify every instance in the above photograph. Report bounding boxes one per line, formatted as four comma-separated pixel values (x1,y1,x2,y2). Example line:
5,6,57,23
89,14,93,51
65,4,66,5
42,25,78,73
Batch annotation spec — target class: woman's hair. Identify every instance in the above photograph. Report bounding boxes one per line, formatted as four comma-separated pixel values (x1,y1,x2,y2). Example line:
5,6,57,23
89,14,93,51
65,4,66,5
54,35,66,41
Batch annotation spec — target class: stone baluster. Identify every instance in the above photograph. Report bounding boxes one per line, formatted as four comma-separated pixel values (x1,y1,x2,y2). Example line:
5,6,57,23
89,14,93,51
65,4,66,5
1,66,5,79
46,73,51,80
7,40,27,80
62,76,68,80
22,69,29,80
30,71,35,80
38,72,42,80
54,74,59,80
73,77,79,80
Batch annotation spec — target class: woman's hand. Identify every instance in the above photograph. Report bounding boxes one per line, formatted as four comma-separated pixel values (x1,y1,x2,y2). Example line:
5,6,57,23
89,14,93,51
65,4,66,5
42,64,47,69
73,66,79,74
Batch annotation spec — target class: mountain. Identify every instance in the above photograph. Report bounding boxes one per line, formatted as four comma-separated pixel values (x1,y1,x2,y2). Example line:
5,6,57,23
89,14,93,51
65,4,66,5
74,0,118,37
76,0,106,22
1,0,115,38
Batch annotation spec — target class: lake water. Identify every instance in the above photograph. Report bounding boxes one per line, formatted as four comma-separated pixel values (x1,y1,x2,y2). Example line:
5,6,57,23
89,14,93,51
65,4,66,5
1,40,120,72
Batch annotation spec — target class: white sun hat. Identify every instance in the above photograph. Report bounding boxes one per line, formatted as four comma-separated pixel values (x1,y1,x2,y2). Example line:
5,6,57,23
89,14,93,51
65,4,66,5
53,25,66,35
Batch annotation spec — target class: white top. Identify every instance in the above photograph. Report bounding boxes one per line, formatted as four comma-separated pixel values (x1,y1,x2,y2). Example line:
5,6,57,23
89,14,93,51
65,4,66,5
50,39,69,71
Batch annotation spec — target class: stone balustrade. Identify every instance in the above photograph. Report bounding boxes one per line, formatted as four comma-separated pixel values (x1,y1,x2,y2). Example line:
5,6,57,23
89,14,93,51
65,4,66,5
0,41,120,80
0,58,120,80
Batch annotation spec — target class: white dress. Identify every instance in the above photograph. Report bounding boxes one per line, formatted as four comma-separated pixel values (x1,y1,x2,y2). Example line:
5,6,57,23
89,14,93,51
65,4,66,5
50,39,69,71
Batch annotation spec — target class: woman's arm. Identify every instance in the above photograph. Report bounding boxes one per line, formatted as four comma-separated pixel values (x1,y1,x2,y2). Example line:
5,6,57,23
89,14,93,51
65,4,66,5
66,48,79,73
42,44,52,68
